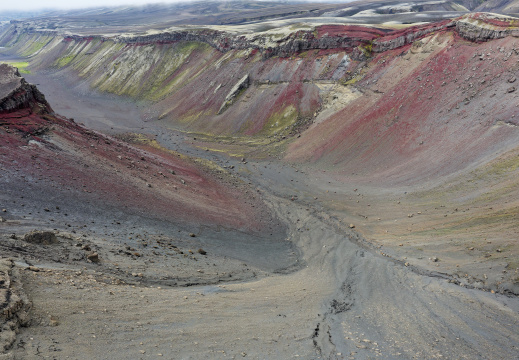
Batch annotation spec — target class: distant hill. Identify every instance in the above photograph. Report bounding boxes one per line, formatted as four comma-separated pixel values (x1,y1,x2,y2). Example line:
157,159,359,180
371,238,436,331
0,10,51,22
475,0,519,15
9,0,519,35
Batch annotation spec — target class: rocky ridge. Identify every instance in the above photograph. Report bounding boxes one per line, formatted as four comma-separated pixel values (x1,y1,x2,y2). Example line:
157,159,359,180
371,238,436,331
121,13,519,56
4,13,515,61
0,64,49,114
456,13,519,40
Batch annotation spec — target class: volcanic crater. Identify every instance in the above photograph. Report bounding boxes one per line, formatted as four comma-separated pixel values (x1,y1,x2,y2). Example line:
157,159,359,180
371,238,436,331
1,2,519,359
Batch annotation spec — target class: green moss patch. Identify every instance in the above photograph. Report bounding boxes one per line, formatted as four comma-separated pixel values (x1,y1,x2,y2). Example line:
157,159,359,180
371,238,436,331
261,105,298,136
1,61,30,74
55,54,76,68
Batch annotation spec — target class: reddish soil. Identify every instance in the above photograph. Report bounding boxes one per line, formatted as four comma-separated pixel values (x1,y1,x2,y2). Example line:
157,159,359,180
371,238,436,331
0,87,271,233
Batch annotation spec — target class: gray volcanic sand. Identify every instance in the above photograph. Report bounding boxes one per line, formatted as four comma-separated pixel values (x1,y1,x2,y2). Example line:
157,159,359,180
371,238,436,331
2,70,519,359
24,72,147,134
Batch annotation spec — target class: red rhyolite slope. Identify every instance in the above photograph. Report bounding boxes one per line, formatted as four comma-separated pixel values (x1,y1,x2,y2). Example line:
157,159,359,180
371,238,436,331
286,14,519,186
0,64,270,232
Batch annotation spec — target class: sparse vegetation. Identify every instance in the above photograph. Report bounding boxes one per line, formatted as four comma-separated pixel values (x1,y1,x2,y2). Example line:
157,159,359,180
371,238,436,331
1,61,30,73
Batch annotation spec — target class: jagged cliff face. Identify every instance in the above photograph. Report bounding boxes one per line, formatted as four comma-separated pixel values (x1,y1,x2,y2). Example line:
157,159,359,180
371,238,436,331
0,64,49,114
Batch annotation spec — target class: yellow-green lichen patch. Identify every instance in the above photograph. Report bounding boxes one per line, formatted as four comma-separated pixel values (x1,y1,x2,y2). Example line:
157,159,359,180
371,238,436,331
358,41,373,58
261,105,298,136
1,61,30,74
22,41,46,57
19,34,53,57
93,41,211,101
55,54,76,68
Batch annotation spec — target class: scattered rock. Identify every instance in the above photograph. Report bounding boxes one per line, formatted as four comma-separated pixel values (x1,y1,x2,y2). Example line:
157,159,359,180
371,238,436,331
507,86,516,93
0,216,5,222
87,252,100,263
24,231,58,245
197,248,207,255
189,233,196,237
49,316,59,327
218,74,250,114
349,224,355,229
508,76,516,83
432,257,439,262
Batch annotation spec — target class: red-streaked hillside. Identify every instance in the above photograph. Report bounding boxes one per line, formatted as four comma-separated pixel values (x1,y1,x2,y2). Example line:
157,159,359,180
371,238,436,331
0,64,272,233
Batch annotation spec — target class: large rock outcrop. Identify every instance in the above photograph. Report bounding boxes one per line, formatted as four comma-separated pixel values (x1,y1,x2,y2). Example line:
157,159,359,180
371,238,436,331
0,259,31,356
0,64,49,114
456,13,519,40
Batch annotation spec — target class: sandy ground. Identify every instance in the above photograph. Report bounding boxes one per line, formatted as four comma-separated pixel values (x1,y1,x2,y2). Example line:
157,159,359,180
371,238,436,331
2,69,519,359
5,194,519,359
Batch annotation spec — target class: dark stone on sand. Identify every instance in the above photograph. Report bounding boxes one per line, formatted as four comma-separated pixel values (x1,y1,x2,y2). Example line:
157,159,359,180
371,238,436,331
24,231,58,245
87,252,100,263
